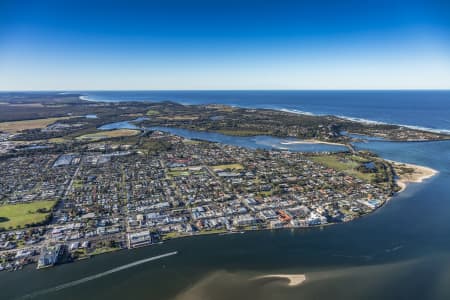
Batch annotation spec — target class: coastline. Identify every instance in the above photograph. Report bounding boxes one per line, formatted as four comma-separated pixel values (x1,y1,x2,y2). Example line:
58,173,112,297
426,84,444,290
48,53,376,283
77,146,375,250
388,160,439,192
79,93,450,136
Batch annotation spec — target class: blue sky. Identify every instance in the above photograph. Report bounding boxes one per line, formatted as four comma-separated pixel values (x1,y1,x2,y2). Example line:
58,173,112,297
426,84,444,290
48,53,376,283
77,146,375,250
1,0,449,90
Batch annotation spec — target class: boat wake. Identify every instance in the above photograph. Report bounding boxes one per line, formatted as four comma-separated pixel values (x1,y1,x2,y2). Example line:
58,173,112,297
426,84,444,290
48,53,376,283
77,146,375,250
18,251,178,299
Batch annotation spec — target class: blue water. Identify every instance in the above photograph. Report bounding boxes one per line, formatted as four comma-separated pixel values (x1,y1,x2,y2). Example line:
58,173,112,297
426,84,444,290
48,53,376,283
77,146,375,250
79,90,450,134
98,121,347,153
98,117,149,130
151,126,348,152
98,121,140,130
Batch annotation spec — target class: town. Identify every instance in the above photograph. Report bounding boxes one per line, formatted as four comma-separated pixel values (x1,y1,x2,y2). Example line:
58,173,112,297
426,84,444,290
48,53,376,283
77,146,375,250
0,126,396,272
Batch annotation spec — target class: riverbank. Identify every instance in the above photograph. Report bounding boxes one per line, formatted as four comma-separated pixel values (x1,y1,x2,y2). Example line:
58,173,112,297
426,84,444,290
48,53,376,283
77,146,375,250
280,139,346,147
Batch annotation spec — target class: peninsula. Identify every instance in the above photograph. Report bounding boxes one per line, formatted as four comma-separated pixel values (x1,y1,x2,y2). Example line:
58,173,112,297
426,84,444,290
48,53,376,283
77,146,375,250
0,93,441,272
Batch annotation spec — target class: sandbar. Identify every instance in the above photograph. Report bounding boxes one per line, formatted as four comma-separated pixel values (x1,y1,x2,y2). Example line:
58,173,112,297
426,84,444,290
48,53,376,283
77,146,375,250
252,274,306,286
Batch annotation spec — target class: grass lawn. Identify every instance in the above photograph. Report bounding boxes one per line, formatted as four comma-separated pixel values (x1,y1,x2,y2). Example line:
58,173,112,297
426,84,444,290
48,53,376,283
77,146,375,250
72,179,84,189
162,232,183,240
168,170,190,177
182,139,203,145
157,115,199,121
48,137,66,143
146,109,160,116
75,129,139,141
0,117,73,133
89,247,120,256
0,200,57,229
258,190,273,197
162,229,228,240
167,166,206,178
211,163,244,171
197,228,228,235
310,154,374,182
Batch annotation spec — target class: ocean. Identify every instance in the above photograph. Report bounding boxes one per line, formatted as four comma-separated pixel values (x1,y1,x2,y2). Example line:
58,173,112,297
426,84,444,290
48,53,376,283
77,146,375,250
78,90,450,134
2,90,450,300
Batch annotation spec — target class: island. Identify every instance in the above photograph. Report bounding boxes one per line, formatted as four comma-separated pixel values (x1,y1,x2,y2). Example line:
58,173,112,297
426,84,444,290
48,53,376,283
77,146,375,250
0,93,442,272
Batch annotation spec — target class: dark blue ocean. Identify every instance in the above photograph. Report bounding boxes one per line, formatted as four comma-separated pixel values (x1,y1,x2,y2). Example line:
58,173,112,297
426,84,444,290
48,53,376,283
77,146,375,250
79,90,450,134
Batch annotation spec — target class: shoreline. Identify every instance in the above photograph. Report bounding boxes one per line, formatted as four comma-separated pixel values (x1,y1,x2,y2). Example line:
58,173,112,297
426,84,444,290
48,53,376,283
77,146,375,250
388,160,439,192
78,94,450,136
280,139,346,147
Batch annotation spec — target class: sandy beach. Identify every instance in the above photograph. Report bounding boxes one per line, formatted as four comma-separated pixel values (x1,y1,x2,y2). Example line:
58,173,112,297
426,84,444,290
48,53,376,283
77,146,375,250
253,274,306,286
389,160,439,192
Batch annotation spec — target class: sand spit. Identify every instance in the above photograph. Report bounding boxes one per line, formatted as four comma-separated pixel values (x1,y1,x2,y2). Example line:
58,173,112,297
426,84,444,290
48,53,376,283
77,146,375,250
389,160,439,192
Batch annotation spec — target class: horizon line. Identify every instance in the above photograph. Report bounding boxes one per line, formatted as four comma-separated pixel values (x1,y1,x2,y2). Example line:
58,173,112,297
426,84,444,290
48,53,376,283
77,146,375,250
1,88,450,93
